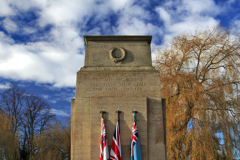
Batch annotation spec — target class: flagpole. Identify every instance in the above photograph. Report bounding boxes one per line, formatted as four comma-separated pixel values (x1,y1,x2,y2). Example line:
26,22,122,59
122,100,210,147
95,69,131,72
100,111,106,119
116,110,122,120
116,110,121,129
132,111,138,120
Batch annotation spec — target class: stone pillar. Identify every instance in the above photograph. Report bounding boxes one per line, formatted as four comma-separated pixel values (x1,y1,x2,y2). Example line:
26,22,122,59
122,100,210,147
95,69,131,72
71,36,166,160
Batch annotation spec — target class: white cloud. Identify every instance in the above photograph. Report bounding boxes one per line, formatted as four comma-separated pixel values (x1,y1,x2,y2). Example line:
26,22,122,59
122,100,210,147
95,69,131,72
180,0,220,15
22,27,37,35
2,18,18,33
0,31,85,87
49,100,57,103
50,108,70,116
233,20,240,27
169,16,219,35
37,0,96,27
0,82,11,90
0,1,164,88
0,0,15,16
18,83,26,87
86,27,101,35
228,0,235,3
115,5,162,36
156,7,171,26
0,32,14,44
116,18,161,35
41,94,49,99
109,0,135,12
155,0,220,48
0,0,238,88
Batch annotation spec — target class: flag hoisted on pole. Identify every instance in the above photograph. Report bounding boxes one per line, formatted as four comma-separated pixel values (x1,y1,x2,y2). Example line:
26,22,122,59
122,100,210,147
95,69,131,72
130,112,142,160
100,117,109,160
110,117,121,160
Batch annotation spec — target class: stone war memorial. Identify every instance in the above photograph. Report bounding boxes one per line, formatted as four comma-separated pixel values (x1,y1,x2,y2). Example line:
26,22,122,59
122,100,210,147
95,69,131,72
71,36,166,160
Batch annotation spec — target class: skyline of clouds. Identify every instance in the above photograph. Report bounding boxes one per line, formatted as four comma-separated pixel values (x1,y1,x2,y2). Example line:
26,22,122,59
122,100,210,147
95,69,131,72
0,0,239,117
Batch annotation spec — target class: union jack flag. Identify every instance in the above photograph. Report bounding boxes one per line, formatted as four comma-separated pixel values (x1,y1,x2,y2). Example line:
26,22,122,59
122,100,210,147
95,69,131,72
110,120,121,160
100,118,109,160
130,113,142,160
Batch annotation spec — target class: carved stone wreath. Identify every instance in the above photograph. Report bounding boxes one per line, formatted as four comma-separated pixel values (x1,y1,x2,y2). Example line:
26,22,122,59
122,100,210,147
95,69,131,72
109,47,126,62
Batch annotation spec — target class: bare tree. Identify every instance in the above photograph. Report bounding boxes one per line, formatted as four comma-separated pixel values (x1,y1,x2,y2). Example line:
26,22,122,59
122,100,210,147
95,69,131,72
0,84,25,159
0,84,55,160
0,83,25,135
21,94,55,159
154,26,240,159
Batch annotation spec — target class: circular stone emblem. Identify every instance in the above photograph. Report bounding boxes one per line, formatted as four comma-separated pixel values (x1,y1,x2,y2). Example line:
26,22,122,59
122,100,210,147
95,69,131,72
109,47,126,62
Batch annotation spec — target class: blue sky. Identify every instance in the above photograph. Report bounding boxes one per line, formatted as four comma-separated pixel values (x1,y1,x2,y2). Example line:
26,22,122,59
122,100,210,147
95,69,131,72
0,0,239,119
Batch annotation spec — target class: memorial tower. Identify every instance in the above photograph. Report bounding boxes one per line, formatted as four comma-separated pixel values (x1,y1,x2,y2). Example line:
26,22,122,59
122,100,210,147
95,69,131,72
71,36,166,160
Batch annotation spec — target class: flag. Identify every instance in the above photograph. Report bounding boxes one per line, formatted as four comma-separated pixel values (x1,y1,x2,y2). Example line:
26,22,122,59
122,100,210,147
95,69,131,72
100,117,109,160
110,120,121,160
130,113,142,160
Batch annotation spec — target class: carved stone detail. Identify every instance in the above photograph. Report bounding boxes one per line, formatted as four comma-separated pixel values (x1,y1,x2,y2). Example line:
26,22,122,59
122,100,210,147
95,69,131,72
109,47,126,62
